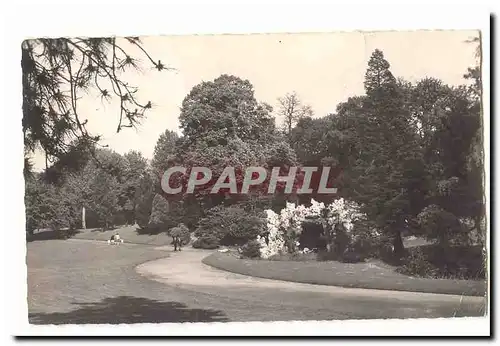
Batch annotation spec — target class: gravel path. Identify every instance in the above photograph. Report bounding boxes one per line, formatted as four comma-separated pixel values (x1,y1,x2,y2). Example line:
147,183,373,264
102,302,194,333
138,247,487,318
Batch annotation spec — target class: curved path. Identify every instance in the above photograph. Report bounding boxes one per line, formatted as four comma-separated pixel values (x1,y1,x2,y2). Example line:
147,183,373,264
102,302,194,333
27,239,487,324
137,247,487,320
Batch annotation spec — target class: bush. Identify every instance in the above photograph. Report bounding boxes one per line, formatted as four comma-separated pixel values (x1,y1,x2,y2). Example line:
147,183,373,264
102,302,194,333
397,245,485,280
195,206,267,246
397,247,439,278
192,235,220,249
240,240,262,259
169,223,191,245
416,204,466,246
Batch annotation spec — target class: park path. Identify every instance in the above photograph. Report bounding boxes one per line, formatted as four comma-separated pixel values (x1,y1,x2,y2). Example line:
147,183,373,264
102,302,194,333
137,247,486,309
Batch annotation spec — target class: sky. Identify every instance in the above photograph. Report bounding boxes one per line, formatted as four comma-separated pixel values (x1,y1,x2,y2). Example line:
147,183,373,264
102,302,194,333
31,30,479,171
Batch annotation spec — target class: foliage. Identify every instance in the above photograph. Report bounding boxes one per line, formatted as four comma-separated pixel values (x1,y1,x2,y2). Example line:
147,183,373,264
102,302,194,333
85,167,120,229
170,75,299,209
416,204,466,247
397,245,485,280
135,170,155,228
122,151,149,224
277,91,313,138
24,175,77,233
194,206,267,246
148,194,170,231
192,235,220,249
179,74,276,148
345,49,423,257
169,223,191,245
56,148,128,229
22,37,168,162
257,198,374,260
42,138,93,184
240,240,262,259
288,49,481,258
151,129,179,183
397,247,438,278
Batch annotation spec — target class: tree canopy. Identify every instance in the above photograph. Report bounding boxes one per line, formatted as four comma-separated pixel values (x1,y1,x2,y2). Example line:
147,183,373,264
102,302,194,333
22,37,169,165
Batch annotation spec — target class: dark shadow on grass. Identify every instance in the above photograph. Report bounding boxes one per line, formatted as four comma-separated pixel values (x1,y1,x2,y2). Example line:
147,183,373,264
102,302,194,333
26,229,82,243
28,296,230,324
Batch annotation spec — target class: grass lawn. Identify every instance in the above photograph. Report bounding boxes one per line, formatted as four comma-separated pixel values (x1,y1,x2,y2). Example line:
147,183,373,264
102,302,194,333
28,225,174,246
27,239,232,324
202,252,487,297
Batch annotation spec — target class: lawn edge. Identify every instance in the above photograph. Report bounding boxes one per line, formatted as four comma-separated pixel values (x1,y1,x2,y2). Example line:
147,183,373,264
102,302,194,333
202,252,487,297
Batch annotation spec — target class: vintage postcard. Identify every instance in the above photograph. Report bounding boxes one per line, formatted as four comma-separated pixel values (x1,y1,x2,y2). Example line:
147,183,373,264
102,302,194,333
12,4,490,338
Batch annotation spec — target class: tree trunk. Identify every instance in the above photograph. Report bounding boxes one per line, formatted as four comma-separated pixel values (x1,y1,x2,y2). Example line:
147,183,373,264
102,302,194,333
82,206,86,229
392,229,405,258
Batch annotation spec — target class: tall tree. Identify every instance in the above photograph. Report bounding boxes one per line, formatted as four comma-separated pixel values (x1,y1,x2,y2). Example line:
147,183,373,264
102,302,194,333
25,174,76,234
151,129,179,182
350,49,423,257
22,37,169,163
277,92,313,138
122,151,148,224
59,149,127,229
172,75,299,215
135,169,156,228
178,74,277,148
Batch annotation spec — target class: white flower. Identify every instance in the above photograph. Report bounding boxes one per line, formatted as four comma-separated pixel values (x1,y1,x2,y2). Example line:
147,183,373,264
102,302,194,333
260,198,368,259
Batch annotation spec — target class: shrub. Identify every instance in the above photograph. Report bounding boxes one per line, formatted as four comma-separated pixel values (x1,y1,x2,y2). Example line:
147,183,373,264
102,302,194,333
192,235,220,249
349,219,384,258
397,244,485,280
341,247,366,263
240,240,262,259
397,247,439,278
195,206,267,246
169,223,191,245
416,204,466,247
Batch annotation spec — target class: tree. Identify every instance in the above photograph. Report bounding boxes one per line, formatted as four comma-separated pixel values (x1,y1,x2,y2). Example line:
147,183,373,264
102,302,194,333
167,75,301,226
58,148,127,229
86,168,120,229
22,37,170,163
148,193,170,231
122,151,148,224
400,75,483,246
151,129,179,183
348,49,424,257
277,92,313,138
25,174,75,234
178,74,277,148
135,170,155,228
42,138,94,185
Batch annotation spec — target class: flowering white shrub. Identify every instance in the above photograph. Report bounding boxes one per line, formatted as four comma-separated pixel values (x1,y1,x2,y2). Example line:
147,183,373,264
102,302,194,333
324,198,369,243
258,198,372,259
257,209,285,259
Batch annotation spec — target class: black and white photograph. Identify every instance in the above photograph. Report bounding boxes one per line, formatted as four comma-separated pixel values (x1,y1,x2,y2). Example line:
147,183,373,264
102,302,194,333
5,2,492,338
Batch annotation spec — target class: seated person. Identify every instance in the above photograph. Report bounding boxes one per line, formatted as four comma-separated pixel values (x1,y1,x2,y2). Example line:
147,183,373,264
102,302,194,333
108,233,123,244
